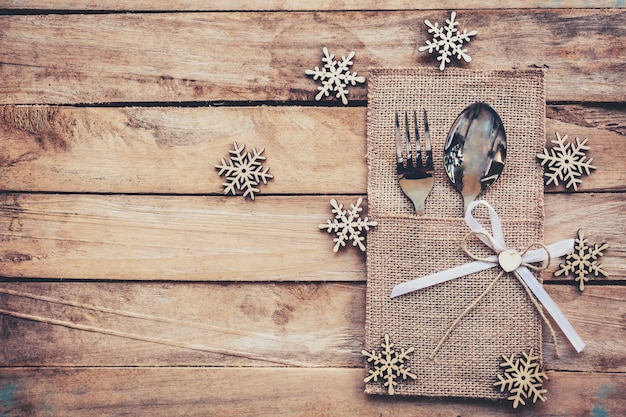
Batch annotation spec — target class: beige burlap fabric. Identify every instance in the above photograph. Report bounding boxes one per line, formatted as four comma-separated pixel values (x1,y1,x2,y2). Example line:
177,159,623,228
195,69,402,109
364,68,546,399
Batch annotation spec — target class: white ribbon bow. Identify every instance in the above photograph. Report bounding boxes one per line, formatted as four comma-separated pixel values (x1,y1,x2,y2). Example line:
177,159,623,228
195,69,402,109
391,200,585,353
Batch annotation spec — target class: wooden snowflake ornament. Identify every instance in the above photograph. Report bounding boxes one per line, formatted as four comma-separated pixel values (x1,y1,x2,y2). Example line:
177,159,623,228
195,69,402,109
418,11,477,71
362,334,417,395
537,132,596,191
319,197,377,252
215,142,273,200
555,229,608,291
494,349,548,408
305,46,365,105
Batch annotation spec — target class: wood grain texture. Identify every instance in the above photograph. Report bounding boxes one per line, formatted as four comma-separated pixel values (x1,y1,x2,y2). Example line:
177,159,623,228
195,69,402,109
0,194,365,280
0,282,623,372
544,114,626,193
0,193,623,280
544,192,624,280
548,104,626,137
0,4,623,415
0,106,367,194
542,286,626,372
2,0,625,11
0,368,623,417
1,105,623,194
0,282,364,367
1,10,625,104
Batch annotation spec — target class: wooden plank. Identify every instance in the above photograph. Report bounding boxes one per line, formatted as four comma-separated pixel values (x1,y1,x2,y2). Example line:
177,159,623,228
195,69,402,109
2,0,626,11
0,367,623,416
0,106,367,194
0,281,365,367
545,105,626,193
0,282,622,372
548,104,626,137
544,192,624,280
1,105,623,194
0,193,623,280
1,10,625,104
542,286,626,372
0,194,365,280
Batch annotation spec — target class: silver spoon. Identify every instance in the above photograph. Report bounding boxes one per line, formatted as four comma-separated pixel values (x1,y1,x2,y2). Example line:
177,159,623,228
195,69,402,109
443,102,507,213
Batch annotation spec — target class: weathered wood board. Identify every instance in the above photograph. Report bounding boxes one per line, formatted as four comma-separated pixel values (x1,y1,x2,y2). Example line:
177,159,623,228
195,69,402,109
0,368,623,417
0,106,367,194
1,10,625,104
0,193,623,280
0,105,624,193
0,282,623,372
2,0,625,10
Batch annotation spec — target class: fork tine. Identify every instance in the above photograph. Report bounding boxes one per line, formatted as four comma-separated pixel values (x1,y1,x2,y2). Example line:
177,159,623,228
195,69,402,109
394,112,404,166
423,109,433,170
404,112,412,165
412,110,423,167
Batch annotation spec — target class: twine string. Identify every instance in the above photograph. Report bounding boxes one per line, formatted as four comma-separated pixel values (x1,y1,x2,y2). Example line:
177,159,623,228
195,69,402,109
391,200,584,353
429,231,559,360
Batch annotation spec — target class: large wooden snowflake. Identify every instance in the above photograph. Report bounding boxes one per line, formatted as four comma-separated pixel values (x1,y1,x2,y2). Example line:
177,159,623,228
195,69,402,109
362,334,417,395
555,229,608,291
418,11,477,71
537,132,596,191
305,46,365,105
215,142,273,200
319,197,377,252
494,349,548,408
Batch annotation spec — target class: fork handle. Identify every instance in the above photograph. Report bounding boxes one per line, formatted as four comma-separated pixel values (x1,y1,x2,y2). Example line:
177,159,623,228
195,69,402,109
400,178,434,215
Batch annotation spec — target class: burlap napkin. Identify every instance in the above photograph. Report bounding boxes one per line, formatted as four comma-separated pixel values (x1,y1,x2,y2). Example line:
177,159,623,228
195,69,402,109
365,68,546,399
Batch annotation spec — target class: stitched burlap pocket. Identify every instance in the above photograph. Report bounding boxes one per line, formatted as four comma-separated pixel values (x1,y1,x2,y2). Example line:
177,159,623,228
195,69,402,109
364,68,545,399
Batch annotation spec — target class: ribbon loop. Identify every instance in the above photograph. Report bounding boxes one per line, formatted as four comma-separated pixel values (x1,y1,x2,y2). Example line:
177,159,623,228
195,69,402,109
520,242,552,271
391,200,585,353
464,200,506,251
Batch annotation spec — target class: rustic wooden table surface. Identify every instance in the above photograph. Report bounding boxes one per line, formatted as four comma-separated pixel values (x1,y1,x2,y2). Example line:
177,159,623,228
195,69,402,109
0,1,625,416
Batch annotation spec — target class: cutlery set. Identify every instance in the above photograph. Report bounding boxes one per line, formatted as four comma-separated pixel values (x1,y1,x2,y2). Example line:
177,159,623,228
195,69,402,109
396,102,507,214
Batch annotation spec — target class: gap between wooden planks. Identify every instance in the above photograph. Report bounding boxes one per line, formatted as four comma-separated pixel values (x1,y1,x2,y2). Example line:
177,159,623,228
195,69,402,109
1,106,624,194
0,193,623,280
0,10,625,104
0,282,623,372
0,367,623,417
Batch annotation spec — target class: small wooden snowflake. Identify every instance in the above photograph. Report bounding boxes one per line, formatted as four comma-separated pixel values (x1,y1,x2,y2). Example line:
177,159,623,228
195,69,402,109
418,11,477,71
305,46,365,105
362,334,417,395
555,229,608,291
537,132,596,191
494,348,548,408
215,142,273,200
319,197,377,252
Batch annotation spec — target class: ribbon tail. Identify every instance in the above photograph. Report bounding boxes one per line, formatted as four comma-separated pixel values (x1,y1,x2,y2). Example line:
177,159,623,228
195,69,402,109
516,266,586,352
390,260,497,298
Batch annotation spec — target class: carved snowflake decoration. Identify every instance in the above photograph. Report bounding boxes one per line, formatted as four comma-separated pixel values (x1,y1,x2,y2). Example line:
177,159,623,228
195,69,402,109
537,132,596,191
362,334,417,395
555,229,608,291
305,46,365,105
418,11,477,71
319,197,377,252
215,142,273,200
494,349,548,408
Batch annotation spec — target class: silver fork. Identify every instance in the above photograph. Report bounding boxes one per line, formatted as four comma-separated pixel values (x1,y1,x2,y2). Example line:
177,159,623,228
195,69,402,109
395,110,434,215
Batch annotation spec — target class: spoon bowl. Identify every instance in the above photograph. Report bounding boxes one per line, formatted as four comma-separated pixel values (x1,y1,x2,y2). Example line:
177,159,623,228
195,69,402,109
443,102,507,213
